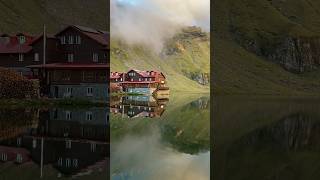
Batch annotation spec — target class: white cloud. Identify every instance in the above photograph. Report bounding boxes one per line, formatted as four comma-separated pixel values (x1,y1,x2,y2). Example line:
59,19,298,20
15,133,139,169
111,0,210,51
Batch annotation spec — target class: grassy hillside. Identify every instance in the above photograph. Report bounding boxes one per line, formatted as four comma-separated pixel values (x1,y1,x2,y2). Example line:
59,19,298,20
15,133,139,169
213,0,320,95
0,0,108,34
111,27,210,92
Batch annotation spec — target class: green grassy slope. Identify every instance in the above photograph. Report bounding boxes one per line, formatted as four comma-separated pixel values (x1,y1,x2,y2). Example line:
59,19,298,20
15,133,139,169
0,0,108,34
213,0,320,95
111,28,210,92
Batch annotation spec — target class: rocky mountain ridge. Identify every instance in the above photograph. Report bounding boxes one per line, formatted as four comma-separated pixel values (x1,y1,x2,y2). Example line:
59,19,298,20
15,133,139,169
213,0,320,95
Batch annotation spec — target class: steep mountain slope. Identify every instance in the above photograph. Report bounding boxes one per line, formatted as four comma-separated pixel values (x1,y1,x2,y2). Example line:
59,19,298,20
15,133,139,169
213,0,320,95
111,27,210,92
0,0,108,34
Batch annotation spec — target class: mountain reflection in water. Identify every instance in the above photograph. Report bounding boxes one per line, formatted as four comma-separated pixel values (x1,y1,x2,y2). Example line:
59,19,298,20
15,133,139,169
110,95,210,180
214,96,320,180
0,107,109,179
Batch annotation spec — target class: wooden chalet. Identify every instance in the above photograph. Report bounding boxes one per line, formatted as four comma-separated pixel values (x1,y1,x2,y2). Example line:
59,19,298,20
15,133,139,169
0,25,109,101
0,33,36,76
110,72,124,83
110,69,168,95
27,25,110,100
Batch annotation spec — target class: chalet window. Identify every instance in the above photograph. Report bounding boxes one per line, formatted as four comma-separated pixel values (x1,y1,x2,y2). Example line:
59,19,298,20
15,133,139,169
83,72,95,81
34,53,39,61
60,36,66,44
32,139,37,149
66,111,72,120
58,158,63,166
92,53,99,62
66,87,73,96
120,78,123,81
16,154,23,163
66,140,72,149
17,138,21,146
19,36,26,44
62,72,71,81
87,87,93,96
86,111,93,120
73,159,78,167
90,143,96,152
1,153,7,161
18,53,24,61
66,158,71,167
75,36,81,44
128,72,135,76
67,53,74,62
68,36,74,44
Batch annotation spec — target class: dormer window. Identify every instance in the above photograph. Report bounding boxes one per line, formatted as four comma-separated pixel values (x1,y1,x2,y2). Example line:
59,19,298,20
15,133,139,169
68,36,74,44
18,36,26,44
75,36,81,44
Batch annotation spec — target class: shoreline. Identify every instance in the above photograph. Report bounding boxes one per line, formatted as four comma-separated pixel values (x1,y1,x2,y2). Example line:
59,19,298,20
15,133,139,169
0,98,108,108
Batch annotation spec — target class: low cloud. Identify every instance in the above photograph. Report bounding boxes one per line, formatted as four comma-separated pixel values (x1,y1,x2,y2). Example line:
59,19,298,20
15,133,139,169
111,0,210,51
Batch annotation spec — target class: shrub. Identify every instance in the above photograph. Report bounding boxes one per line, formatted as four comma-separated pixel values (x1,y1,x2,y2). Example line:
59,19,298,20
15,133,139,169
0,68,36,98
110,83,122,93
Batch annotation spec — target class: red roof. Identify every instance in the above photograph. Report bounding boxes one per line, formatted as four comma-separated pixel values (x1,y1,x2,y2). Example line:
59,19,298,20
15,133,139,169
27,63,109,69
128,69,165,78
110,72,124,79
0,44,32,53
0,34,35,53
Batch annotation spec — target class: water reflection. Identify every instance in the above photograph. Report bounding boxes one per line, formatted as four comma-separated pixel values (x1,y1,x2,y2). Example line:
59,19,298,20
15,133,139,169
110,95,210,180
0,107,109,179
110,96,168,118
214,96,320,180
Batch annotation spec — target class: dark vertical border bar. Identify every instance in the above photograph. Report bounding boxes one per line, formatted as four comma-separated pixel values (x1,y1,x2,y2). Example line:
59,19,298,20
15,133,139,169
210,0,214,179
106,0,111,180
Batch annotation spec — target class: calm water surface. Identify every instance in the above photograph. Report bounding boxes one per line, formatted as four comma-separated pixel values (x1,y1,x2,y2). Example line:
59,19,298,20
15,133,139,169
0,107,109,180
214,96,320,180
0,93,210,180
110,94,210,180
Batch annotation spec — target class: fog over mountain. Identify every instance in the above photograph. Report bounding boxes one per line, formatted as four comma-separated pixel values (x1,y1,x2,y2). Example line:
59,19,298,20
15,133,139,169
111,0,210,51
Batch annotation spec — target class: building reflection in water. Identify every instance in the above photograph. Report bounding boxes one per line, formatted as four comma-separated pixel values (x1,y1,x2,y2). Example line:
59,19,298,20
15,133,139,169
0,107,109,178
110,96,169,118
